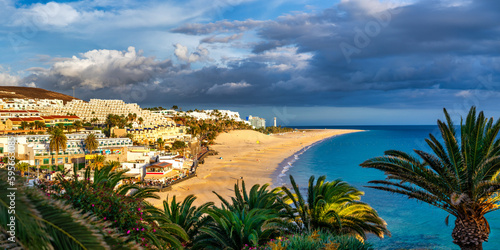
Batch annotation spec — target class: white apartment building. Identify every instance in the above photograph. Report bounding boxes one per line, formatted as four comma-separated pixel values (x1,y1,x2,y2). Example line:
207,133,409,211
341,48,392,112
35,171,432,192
173,109,246,122
44,99,168,126
0,98,64,111
151,109,177,117
125,124,190,145
247,115,266,129
0,131,133,166
0,110,41,122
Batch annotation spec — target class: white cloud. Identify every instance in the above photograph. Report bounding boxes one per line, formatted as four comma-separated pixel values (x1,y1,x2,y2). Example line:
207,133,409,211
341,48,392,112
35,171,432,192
249,47,313,71
201,33,243,43
174,44,211,63
0,72,20,86
11,2,81,27
439,0,472,7
339,0,413,14
455,90,472,98
34,46,173,90
206,81,251,95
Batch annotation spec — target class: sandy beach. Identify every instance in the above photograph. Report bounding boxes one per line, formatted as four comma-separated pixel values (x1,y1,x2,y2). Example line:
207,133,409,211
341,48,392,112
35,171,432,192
148,129,362,207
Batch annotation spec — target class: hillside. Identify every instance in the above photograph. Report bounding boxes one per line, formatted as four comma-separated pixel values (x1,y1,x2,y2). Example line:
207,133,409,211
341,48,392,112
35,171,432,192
0,86,81,104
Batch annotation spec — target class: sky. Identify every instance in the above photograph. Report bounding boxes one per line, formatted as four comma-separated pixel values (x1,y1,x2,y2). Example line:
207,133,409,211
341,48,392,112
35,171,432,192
0,0,499,125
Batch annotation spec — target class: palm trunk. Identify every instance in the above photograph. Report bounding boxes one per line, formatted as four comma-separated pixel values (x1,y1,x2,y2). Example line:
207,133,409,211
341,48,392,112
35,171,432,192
452,216,489,250
54,152,58,171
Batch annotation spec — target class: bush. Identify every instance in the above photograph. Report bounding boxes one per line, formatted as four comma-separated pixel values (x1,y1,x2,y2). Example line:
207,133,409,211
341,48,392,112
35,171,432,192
255,231,373,250
38,178,158,247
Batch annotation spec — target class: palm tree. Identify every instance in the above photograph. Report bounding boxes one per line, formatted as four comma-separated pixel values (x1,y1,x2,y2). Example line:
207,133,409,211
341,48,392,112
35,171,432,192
126,133,134,141
20,121,28,130
89,155,106,170
53,163,186,249
84,133,98,155
49,128,67,169
157,138,165,152
34,120,45,130
66,125,74,133
138,117,144,125
158,195,213,244
28,122,35,130
84,133,99,168
214,180,283,212
193,207,278,249
16,162,30,177
73,120,83,132
0,169,134,249
280,175,390,240
106,160,121,172
192,181,284,249
361,107,500,249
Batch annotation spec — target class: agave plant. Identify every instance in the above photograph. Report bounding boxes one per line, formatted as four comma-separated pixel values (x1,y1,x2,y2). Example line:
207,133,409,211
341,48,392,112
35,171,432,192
361,107,500,249
280,175,390,240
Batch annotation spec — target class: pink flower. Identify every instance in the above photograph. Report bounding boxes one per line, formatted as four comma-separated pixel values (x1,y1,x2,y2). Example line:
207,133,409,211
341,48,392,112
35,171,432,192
103,217,106,220
127,230,130,234
91,204,94,207
141,228,144,231
153,229,156,232
138,208,141,211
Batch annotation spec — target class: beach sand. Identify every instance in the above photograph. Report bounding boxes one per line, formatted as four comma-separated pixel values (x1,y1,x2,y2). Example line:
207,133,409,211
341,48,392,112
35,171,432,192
147,129,362,207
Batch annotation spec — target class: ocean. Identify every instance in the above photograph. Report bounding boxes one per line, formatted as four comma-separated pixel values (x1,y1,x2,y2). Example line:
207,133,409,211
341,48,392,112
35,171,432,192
273,125,500,250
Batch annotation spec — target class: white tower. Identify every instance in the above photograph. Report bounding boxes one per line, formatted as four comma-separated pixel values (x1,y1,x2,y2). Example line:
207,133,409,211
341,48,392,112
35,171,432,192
274,117,277,127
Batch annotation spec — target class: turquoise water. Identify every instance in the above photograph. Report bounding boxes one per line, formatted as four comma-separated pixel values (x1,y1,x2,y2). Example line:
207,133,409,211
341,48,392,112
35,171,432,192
274,126,500,250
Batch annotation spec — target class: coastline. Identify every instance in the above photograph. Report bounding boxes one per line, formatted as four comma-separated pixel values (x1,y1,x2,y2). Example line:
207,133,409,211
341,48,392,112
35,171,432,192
147,129,363,207
271,134,338,188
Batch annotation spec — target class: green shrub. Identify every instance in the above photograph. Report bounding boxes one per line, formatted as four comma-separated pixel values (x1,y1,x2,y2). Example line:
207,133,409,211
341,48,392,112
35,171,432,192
258,231,373,250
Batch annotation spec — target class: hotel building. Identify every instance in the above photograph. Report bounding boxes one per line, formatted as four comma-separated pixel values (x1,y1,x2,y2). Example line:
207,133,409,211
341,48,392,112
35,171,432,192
115,124,190,145
0,130,132,168
44,99,168,126
247,115,266,129
0,98,64,111
157,109,247,123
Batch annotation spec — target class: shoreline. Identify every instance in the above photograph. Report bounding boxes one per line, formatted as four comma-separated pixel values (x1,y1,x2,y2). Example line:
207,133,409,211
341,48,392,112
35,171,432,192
271,133,343,188
147,129,363,207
